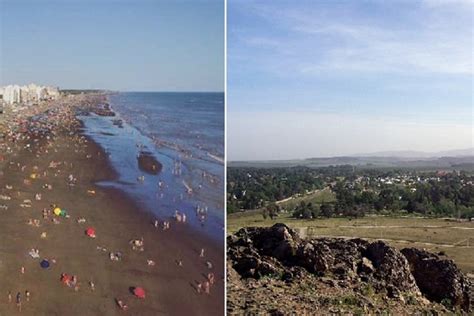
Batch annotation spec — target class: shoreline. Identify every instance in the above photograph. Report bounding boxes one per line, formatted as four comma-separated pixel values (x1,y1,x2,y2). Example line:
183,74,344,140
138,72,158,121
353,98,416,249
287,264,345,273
79,95,224,241
80,94,225,241
0,95,224,315
105,92,225,213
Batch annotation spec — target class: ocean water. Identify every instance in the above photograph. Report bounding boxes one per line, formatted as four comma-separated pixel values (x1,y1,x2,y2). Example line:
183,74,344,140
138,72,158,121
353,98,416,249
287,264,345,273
79,92,224,241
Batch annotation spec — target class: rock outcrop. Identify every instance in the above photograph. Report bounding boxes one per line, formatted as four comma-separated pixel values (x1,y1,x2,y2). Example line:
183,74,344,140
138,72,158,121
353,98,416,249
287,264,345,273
227,224,471,314
401,248,471,311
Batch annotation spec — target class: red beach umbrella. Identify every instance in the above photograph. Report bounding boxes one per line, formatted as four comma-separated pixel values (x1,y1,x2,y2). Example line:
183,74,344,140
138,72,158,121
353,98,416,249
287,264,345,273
133,287,146,299
85,227,96,238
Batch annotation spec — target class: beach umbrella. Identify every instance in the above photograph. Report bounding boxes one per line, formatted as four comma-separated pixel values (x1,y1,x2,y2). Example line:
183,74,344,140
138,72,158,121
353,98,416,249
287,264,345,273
54,207,61,216
40,259,50,269
85,227,96,238
133,287,146,299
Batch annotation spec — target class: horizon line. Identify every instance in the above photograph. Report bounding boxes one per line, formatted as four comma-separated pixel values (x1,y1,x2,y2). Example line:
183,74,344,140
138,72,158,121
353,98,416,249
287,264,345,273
0,85,224,94
57,89,224,93
229,147,474,163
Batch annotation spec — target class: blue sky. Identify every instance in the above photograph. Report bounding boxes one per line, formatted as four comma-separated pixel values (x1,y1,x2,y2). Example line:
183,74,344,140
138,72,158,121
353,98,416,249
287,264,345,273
0,0,224,91
228,0,473,160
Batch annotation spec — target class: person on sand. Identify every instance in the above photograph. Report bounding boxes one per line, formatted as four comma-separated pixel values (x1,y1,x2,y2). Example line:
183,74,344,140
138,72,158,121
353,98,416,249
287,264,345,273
16,292,21,311
25,290,30,302
8,291,12,303
109,252,118,261
130,238,144,251
207,273,215,285
115,298,128,310
71,275,78,287
203,281,210,294
21,266,25,274
147,259,156,266
197,283,202,294
89,280,95,291
61,273,71,286
199,248,205,258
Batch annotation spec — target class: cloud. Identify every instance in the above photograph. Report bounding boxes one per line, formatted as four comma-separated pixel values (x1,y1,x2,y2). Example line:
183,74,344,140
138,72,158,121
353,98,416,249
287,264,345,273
230,1,473,76
421,0,474,7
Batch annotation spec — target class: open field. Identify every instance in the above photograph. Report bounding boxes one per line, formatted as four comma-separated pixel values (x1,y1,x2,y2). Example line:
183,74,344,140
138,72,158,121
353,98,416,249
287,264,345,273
228,211,474,274
276,187,336,210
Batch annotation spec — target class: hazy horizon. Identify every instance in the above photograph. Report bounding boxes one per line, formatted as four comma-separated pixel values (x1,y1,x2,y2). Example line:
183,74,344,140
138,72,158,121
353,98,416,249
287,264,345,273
228,0,473,161
0,86,225,93
0,0,224,92
229,143,474,162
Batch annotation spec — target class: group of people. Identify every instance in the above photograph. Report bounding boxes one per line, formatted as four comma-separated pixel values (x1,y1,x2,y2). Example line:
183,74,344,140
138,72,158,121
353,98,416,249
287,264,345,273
196,204,209,225
27,218,40,227
109,251,123,261
7,290,30,312
196,272,216,295
154,219,170,230
60,273,80,291
130,237,145,251
28,248,40,259
174,210,187,223
154,203,211,228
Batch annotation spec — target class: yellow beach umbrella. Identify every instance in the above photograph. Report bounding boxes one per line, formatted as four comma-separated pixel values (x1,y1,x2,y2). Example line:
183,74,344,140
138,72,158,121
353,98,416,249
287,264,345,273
54,207,62,216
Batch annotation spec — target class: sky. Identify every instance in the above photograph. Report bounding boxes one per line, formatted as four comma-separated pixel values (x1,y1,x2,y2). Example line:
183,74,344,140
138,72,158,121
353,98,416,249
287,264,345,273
0,0,224,91
228,0,473,161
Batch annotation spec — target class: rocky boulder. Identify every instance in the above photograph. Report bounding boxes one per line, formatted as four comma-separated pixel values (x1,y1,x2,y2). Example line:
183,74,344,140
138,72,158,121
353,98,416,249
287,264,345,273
401,248,471,312
227,224,294,278
364,241,420,294
228,224,471,313
247,223,300,262
295,240,334,274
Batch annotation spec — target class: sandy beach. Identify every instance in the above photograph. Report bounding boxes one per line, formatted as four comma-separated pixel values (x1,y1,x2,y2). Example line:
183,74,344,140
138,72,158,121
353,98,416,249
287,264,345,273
0,95,224,315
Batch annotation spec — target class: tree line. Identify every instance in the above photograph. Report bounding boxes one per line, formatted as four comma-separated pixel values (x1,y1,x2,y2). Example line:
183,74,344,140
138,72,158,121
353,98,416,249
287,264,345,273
228,166,474,220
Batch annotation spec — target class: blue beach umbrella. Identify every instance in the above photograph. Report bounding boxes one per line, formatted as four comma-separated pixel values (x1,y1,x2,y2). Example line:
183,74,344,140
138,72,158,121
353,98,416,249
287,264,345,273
40,259,50,269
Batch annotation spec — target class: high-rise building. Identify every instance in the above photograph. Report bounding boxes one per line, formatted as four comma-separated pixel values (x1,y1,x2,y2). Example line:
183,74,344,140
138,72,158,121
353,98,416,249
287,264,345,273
0,84,60,105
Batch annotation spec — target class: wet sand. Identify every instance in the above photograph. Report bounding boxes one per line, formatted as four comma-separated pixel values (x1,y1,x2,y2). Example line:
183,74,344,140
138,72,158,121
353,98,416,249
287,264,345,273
0,96,224,315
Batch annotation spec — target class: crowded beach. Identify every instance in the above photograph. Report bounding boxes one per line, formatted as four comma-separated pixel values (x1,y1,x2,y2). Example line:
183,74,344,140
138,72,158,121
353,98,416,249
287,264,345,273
0,94,224,315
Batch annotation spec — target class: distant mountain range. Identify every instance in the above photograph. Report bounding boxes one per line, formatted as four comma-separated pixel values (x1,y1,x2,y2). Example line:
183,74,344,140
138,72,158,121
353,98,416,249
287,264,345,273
353,148,474,158
229,148,474,170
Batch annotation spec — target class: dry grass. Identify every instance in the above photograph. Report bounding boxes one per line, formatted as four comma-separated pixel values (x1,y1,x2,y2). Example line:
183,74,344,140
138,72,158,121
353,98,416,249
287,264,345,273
278,188,336,210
